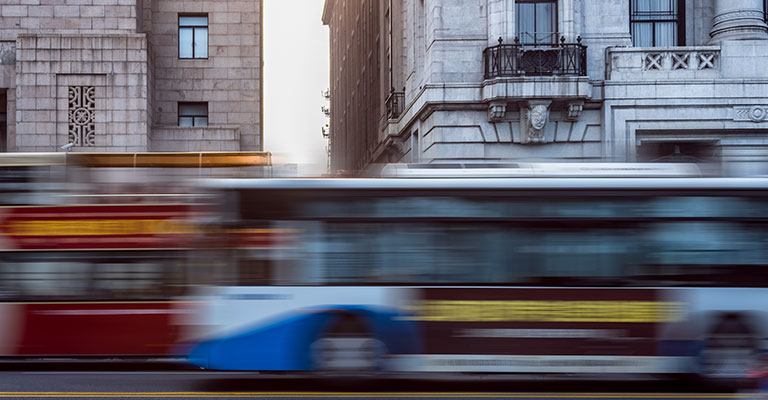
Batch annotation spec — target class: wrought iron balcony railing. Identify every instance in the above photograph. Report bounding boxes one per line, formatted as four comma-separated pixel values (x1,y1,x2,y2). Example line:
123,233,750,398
483,36,587,78
385,89,405,119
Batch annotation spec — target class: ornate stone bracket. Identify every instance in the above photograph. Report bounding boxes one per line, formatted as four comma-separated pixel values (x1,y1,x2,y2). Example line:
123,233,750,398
488,101,507,122
384,136,406,162
734,106,768,122
565,101,584,121
520,100,551,144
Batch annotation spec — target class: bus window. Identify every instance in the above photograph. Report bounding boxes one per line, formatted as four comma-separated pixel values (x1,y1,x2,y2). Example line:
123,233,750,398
634,221,768,287
309,222,644,286
0,252,188,300
518,225,642,286
0,261,90,299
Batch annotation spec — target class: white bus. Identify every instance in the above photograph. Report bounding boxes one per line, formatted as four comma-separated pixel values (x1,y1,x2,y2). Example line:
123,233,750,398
187,170,768,386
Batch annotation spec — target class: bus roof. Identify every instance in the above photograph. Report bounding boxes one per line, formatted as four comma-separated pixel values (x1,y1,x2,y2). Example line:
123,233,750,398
373,163,703,178
201,177,768,191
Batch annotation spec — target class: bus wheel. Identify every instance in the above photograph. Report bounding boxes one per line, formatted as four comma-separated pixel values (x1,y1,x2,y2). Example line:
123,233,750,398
698,313,757,389
311,313,384,374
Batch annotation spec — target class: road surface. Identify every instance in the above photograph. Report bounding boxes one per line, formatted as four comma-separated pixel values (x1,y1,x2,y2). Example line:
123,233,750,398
0,363,762,399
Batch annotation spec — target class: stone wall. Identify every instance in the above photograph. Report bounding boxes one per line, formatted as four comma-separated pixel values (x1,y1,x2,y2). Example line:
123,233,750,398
150,126,239,151
14,33,149,152
149,0,262,151
409,108,602,163
0,0,139,41
323,0,381,170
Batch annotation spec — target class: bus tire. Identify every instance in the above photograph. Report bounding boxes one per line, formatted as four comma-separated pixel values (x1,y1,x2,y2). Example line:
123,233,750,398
698,313,757,390
310,312,385,375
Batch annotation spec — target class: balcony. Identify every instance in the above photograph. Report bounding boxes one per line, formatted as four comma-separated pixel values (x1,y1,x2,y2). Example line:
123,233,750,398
483,36,587,78
385,89,404,119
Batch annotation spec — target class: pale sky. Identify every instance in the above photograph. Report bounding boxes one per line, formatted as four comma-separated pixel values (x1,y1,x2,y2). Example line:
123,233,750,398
263,0,330,170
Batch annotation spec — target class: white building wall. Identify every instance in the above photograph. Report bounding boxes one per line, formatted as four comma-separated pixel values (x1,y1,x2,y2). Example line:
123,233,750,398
358,0,768,171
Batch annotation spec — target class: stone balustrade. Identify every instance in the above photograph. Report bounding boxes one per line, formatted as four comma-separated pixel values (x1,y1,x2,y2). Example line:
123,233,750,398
607,46,721,81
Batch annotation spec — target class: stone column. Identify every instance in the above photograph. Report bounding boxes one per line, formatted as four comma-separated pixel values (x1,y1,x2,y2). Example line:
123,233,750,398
709,0,768,43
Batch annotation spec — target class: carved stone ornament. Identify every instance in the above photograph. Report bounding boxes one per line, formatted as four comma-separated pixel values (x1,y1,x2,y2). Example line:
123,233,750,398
488,102,507,122
734,106,768,122
385,137,405,162
565,102,584,121
525,103,550,143
68,86,96,146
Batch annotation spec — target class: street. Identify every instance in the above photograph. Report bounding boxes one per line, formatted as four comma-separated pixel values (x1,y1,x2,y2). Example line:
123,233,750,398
0,363,762,400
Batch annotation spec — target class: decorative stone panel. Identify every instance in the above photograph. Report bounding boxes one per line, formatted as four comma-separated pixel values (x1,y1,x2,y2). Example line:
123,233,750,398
734,106,768,122
68,86,95,146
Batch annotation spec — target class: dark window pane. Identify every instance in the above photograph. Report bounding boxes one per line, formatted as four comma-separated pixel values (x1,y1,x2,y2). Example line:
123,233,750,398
535,2,556,40
632,23,651,46
630,0,680,46
655,22,677,46
515,0,556,44
179,27,193,58
179,16,208,27
179,103,208,116
178,117,194,127
194,27,208,58
516,3,536,41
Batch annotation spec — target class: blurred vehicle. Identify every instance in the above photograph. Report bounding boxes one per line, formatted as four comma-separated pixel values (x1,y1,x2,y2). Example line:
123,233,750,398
0,152,269,358
187,164,768,387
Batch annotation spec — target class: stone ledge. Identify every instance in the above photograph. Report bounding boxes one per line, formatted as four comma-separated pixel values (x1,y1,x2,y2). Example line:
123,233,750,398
482,76,593,101
16,33,148,39
150,125,241,152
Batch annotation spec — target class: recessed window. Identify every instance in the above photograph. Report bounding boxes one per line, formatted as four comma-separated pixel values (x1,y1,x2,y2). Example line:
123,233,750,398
630,0,685,47
178,102,208,127
516,0,557,44
179,15,208,59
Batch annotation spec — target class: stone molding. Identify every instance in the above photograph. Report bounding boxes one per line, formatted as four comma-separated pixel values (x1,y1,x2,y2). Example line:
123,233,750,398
482,76,592,102
734,106,768,122
709,2,768,42
712,9,766,25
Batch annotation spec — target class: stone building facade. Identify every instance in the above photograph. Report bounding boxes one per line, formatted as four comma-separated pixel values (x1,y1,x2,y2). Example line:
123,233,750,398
0,0,262,153
323,0,768,174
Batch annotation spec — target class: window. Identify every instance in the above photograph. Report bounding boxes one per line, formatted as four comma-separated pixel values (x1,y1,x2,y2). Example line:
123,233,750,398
179,15,208,59
630,0,685,47
515,0,557,44
178,102,208,127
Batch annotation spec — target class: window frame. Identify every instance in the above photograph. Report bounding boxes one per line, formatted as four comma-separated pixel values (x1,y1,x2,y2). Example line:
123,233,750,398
178,102,209,127
515,0,559,45
178,14,209,59
629,0,686,47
